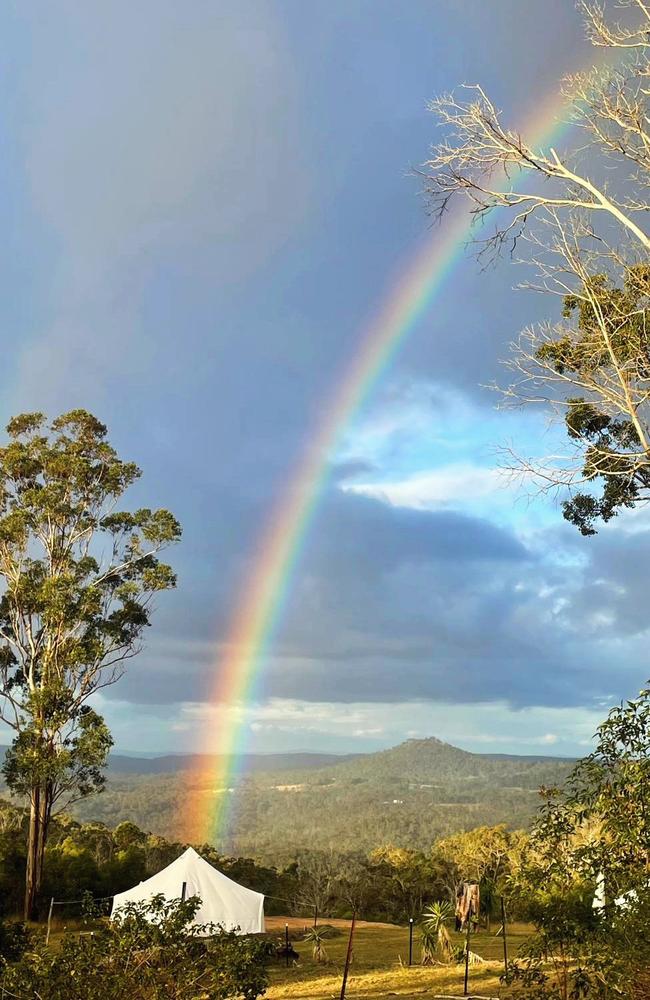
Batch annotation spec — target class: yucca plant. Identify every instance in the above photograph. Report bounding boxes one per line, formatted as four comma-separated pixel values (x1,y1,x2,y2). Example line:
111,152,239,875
302,924,337,964
420,901,454,965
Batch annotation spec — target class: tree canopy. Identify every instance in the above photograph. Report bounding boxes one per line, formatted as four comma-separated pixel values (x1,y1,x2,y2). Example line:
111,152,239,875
0,410,181,916
421,1,650,534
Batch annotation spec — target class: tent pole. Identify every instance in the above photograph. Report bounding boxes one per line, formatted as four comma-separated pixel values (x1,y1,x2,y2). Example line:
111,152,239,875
181,882,187,902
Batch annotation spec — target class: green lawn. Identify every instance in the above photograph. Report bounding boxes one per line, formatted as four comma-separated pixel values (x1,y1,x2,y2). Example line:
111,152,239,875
265,917,531,1000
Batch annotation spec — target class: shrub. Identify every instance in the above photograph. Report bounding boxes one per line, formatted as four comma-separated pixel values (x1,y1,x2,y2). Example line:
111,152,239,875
1,895,269,1000
0,918,30,962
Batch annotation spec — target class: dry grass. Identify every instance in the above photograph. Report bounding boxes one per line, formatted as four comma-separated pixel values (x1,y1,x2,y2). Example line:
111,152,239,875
265,918,533,1000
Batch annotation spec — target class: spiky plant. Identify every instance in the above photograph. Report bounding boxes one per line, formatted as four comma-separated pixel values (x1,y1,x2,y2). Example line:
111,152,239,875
302,925,337,964
420,901,454,965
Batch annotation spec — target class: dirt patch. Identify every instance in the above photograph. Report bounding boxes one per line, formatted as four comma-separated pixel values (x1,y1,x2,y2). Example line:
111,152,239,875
265,915,400,932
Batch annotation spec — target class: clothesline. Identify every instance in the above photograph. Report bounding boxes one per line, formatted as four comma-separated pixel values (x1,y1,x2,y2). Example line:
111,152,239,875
50,894,114,906
48,891,306,916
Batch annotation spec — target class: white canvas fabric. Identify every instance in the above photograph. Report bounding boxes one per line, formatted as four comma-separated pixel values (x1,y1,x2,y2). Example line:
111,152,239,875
592,872,606,910
111,847,265,935
592,873,640,913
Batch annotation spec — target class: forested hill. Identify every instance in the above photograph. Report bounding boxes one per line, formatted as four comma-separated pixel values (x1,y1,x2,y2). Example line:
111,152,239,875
69,737,574,859
317,736,574,783
105,750,361,775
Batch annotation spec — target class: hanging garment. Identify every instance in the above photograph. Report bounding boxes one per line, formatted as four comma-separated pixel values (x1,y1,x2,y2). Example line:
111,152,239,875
455,881,480,930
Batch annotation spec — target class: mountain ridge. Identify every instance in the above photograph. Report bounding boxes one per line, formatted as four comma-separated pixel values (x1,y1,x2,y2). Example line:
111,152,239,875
68,735,576,857
102,736,576,775
105,750,363,775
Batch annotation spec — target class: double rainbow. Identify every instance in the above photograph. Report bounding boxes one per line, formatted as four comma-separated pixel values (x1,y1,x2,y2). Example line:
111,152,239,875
186,78,590,845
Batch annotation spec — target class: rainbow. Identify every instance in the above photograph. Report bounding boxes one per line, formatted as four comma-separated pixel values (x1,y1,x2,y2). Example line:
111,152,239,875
187,76,595,845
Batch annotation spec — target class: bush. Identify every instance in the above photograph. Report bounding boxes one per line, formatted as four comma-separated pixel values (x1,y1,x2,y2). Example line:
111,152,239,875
0,918,30,962
1,895,270,1000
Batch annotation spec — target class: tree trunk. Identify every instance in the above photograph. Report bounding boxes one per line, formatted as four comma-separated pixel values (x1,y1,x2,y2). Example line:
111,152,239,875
24,785,41,921
36,783,50,894
23,781,52,921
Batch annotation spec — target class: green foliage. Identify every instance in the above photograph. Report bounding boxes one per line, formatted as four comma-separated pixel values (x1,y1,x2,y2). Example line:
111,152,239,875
0,410,181,914
0,797,532,928
0,917,30,962
70,739,571,861
0,800,301,921
1,896,270,1000
541,265,650,535
532,686,650,895
4,707,113,805
113,820,148,852
503,891,613,1000
505,685,650,998
369,845,443,920
432,823,524,925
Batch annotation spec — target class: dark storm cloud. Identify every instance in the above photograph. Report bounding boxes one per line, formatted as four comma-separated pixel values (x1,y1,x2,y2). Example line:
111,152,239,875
110,489,646,714
304,489,529,570
259,514,648,708
109,487,529,706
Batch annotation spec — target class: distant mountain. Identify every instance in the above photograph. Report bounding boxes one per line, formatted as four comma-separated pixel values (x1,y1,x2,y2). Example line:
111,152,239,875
71,736,574,859
106,751,361,775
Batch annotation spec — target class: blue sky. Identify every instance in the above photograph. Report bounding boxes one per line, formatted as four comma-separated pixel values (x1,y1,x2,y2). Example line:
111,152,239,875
0,1,646,758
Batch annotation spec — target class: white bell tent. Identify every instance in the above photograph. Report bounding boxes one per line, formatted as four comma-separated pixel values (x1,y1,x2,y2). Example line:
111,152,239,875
111,847,265,935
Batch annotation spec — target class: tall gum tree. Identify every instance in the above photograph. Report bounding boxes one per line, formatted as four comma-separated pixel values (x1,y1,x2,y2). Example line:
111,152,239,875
0,411,181,919
420,0,650,533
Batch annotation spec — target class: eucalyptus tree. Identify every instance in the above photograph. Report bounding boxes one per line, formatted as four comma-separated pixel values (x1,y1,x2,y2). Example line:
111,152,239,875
421,0,650,533
0,410,181,918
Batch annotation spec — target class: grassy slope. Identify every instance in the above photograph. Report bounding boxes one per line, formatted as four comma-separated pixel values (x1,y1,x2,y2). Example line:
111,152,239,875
265,917,528,1000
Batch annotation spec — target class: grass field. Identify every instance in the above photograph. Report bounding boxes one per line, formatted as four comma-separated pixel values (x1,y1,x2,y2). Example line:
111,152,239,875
264,917,532,1000
43,912,529,998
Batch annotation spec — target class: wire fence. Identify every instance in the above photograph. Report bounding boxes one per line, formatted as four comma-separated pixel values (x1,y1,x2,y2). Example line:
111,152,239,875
43,888,510,998
45,893,115,944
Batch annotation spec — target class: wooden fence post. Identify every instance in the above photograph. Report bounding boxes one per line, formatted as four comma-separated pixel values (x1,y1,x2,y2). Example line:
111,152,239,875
340,913,356,1000
500,897,509,976
45,898,55,946
463,918,471,996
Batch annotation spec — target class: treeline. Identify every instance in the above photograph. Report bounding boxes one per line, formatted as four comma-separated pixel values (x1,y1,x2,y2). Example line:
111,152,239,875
0,796,525,926
0,801,295,920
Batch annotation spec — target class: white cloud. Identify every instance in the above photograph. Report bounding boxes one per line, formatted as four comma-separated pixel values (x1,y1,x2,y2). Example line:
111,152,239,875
334,379,564,530
343,463,504,510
